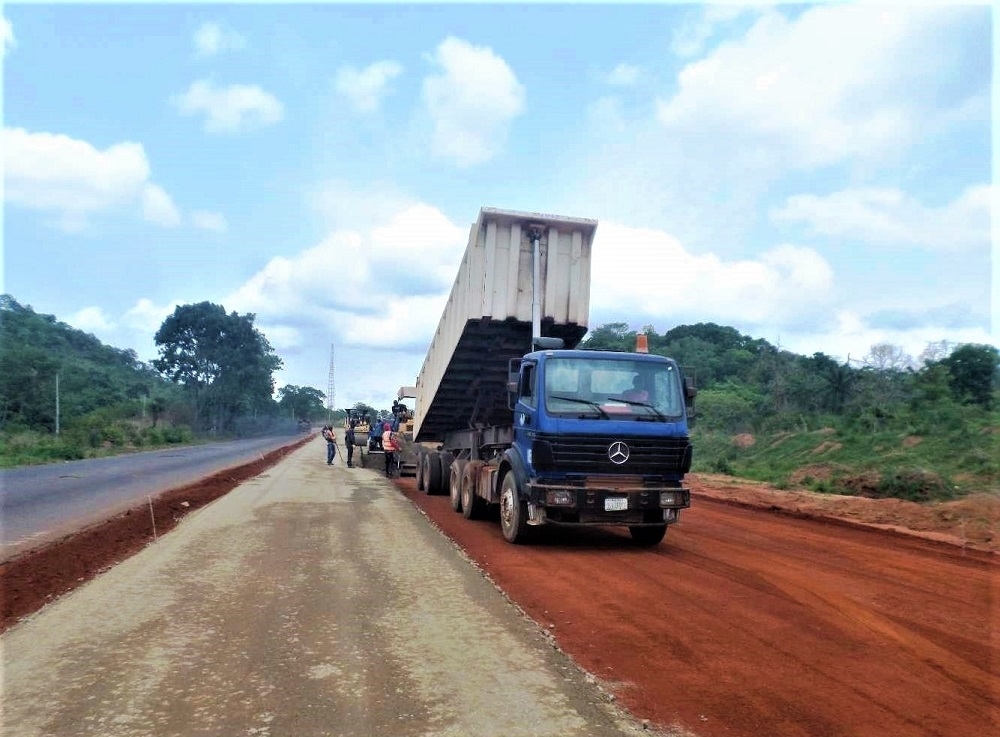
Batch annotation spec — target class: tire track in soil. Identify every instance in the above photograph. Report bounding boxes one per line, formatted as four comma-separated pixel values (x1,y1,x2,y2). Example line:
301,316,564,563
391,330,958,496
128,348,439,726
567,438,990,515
395,476,1000,737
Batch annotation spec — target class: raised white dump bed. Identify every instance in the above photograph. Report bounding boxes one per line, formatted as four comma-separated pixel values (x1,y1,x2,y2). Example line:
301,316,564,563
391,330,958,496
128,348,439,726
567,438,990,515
413,207,598,442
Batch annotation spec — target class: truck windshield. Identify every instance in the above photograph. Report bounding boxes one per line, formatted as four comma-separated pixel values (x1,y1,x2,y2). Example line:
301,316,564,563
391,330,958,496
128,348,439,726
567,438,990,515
544,357,684,420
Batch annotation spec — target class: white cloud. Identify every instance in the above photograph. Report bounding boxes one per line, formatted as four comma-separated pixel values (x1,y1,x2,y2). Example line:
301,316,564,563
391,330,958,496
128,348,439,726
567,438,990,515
116,298,181,362
585,219,993,367
193,22,246,58
309,179,416,231
421,36,525,167
335,60,404,113
340,293,449,348
367,203,466,281
172,80,284,133
657,4,986,171
124,298,177,336
67,306,115,334
567,3,989,250
2,127,181,231
778,310,996,368
770,185,992,252
670,4,766,58
2,16,15,57
256,324,303,353
190,210,229,233
603,64,641,87
589,221,835,330
225,202,467,349
141,184,181,227
3,128,149,211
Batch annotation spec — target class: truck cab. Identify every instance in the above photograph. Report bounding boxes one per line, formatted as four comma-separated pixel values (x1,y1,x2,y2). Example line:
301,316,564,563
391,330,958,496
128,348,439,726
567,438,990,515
499,348,694,545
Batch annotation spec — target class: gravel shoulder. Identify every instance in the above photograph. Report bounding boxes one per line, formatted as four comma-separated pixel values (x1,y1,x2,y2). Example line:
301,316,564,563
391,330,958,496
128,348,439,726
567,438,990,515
0,438,665,737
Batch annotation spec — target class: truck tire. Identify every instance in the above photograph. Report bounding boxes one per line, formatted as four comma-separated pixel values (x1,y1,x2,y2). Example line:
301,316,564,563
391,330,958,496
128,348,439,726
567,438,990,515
439,452,454,491
629,525,667,547
426,452,443,495
416,451,426,491
499,472,529,544
461,461,487,520
449,459,467,513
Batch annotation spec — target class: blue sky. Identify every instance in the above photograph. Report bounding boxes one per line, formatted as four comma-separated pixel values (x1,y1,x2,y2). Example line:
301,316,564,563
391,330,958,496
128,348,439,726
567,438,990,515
2,2,995,411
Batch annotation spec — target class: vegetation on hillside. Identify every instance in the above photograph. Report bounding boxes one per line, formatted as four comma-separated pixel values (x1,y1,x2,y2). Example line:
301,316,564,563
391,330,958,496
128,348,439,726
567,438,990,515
580,322,999,501
3,294,996,502
0,296,330,467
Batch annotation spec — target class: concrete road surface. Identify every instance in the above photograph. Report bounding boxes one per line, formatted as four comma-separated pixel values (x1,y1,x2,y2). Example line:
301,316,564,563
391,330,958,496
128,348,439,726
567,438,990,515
0,438,656,737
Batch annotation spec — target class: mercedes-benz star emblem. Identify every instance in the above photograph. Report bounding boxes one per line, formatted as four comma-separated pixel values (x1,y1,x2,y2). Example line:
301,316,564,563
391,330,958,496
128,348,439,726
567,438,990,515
608,441,630,465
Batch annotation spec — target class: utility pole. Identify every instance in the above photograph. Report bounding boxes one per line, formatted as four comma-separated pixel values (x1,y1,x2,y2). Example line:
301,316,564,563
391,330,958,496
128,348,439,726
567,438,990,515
55,372,60,436
327,343,336,423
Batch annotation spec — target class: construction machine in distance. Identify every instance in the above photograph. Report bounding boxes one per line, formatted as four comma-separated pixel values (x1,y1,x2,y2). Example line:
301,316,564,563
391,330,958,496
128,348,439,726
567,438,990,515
391,388,419,478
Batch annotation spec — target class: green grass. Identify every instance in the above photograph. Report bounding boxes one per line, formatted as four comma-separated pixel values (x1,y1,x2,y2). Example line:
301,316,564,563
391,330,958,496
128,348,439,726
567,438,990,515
691,407,999,503
0,423,197,468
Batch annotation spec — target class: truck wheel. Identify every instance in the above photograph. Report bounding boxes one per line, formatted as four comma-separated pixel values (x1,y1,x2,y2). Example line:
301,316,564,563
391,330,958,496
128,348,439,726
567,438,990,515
438,452,453,492
629,525,667,547
449,459,467,512
416,452,426,491
461,461,486,520
499,473,529,544
426,452,443,495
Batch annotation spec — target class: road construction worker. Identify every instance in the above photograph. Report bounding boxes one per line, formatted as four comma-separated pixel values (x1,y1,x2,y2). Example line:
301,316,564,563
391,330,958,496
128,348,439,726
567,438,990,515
345,422,356,468
381,421,400,477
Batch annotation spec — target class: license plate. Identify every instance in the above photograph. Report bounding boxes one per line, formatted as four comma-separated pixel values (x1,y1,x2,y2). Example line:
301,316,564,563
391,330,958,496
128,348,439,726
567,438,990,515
604,496,628,512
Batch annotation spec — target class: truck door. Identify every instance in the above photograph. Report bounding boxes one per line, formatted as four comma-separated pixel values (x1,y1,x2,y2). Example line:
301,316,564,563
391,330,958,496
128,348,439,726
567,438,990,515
513,360,537,430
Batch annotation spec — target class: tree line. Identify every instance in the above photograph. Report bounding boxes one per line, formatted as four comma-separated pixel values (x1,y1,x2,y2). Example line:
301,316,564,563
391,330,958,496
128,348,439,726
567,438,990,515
3,294,997,494
0,296,328,464
580,322,998,500
581,321,998,430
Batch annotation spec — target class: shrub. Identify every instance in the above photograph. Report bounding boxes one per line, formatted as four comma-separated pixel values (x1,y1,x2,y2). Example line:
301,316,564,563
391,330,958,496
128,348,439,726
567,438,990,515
0,430,86,465
874,468,955,503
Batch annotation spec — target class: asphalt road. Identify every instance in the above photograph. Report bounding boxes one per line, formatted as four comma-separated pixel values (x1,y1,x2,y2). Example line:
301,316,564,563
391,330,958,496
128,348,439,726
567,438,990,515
0,434,308,560
0,438,655,737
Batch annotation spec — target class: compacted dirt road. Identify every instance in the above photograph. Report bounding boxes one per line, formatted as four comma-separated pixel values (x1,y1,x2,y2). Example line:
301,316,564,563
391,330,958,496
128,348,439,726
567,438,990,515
400,478,999,737
2,434,997,736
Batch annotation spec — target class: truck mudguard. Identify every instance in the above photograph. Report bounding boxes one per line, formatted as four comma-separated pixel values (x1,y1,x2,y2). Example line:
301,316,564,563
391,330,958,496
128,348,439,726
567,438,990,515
500,447,530,500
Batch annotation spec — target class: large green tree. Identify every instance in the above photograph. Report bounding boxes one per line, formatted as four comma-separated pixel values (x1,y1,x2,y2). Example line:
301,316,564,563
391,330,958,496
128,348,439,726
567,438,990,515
939,343,999,409
153,302,283,431
579,322,634,351
277,385,327,421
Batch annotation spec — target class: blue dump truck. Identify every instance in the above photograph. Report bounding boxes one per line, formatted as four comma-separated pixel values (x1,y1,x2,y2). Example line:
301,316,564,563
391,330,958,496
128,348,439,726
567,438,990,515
412,207,696,545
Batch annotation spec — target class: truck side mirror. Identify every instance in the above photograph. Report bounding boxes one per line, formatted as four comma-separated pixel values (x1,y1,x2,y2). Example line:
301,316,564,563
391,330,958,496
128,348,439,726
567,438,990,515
684,377,697,427
507,358,522,408
684,377,697,400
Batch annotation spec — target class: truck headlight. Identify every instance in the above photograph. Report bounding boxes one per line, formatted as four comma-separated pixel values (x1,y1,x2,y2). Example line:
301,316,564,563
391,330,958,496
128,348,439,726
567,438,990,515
546,490,575,506
660,491,682,507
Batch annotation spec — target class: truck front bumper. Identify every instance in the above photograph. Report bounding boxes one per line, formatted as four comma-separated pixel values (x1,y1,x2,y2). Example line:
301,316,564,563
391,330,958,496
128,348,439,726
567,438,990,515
525,482,690,527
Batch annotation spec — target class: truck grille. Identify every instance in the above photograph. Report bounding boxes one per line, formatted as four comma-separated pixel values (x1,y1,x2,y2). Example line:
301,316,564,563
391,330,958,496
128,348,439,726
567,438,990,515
533,434,692,475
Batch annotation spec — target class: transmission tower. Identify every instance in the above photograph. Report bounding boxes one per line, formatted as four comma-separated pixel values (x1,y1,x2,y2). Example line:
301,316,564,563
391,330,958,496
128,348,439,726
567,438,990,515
327,343,336,421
